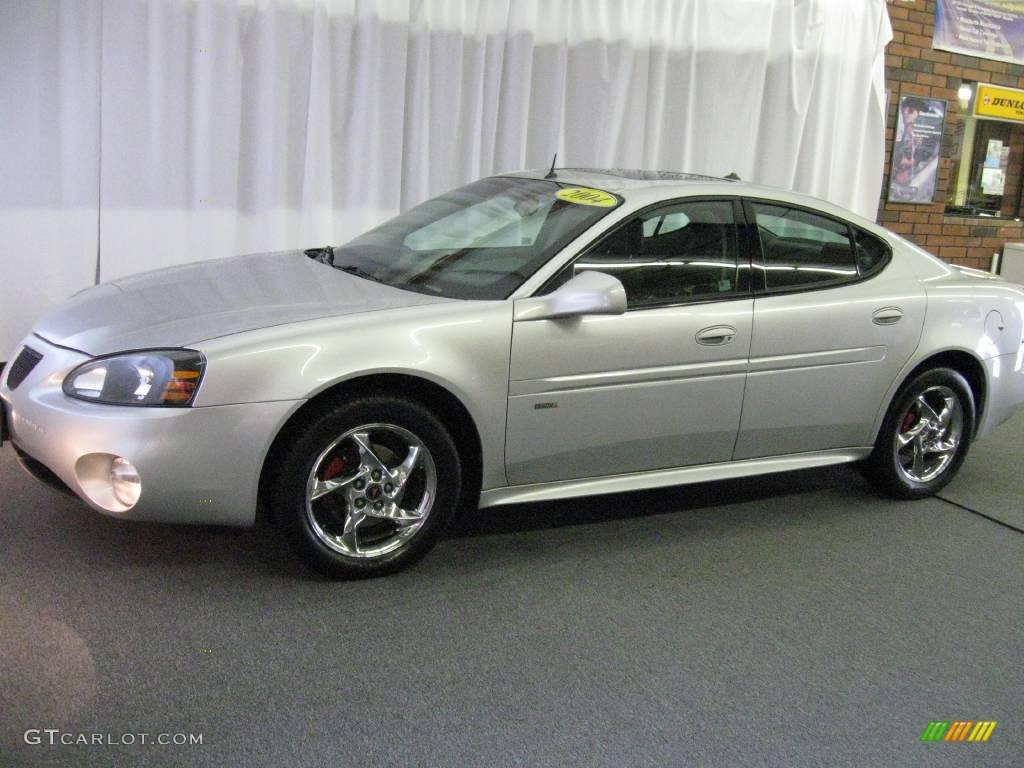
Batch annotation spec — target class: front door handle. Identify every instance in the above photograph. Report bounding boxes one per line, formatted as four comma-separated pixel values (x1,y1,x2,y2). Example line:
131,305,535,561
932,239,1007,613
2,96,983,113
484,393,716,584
695,325,737,346
872,307,904,326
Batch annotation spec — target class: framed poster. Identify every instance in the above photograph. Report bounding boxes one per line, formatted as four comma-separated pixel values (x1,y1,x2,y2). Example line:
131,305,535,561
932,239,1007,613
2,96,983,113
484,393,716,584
888,96,946,204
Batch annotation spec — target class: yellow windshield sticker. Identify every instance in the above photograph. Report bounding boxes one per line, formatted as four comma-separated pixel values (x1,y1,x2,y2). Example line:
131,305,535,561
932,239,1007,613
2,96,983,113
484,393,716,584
555,187,618,207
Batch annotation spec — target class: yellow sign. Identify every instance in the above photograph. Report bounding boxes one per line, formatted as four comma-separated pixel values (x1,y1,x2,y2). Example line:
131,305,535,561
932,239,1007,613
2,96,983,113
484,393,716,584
555,187,618,207
975,84,1024,122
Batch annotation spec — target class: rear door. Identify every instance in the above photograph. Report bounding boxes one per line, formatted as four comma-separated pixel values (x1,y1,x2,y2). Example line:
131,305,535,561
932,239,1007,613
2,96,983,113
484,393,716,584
505,197,753,485
733,199,926,459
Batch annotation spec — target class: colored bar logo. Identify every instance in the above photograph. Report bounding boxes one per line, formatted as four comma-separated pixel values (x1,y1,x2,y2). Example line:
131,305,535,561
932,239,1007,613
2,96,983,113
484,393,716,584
921,721,996,742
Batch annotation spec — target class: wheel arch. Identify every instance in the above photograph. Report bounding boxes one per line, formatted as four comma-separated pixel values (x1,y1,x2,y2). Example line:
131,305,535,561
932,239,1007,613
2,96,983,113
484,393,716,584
878,349,987,441
257,373,484,522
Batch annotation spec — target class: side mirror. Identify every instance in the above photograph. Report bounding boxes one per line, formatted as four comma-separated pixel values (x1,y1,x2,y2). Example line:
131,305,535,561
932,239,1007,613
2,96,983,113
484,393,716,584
514,271,627,322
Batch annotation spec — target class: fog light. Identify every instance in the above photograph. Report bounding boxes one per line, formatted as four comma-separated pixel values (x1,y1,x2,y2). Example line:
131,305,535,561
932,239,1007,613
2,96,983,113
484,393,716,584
110,457,141,507
75,453,144,513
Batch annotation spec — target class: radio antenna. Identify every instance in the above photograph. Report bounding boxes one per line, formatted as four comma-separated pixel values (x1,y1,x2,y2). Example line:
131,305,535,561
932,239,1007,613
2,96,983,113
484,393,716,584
544,153,558,179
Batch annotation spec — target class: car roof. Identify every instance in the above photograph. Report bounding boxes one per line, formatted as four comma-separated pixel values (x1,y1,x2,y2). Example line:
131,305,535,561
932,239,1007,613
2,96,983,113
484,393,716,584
503,167,732,192
502,167,879,231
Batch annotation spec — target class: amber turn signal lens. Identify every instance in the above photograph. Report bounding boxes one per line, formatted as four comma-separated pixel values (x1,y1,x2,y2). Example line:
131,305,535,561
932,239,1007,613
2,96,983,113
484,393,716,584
160,371,201,402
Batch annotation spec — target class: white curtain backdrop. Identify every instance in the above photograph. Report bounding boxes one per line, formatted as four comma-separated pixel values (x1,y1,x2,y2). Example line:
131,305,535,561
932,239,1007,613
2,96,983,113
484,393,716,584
0,0,892,357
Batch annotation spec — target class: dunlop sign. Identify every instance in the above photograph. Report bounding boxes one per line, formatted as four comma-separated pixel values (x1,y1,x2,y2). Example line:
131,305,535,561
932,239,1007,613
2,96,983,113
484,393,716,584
975,84,1024,122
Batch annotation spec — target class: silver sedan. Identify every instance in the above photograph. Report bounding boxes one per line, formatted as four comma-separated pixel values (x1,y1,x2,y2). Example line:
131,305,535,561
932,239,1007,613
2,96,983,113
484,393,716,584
3,169,1024,577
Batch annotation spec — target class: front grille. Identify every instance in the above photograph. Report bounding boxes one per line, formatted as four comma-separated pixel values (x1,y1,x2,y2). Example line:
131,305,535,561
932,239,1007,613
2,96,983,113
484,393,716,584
6,346,43,390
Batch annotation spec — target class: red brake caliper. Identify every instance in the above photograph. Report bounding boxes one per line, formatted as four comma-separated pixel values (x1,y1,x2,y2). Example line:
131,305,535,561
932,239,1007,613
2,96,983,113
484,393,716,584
321,455,346,480
901,409,917,434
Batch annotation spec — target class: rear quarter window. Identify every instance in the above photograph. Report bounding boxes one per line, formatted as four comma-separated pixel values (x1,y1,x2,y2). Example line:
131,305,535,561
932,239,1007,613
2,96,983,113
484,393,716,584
853,229,891,278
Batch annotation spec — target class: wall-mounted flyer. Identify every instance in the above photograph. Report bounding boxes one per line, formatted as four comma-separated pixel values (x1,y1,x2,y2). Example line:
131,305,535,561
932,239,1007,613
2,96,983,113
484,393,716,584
888,96,946,204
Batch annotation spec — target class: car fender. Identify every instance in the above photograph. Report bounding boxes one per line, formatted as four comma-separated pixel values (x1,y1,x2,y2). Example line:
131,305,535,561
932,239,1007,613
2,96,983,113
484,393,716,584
190,300,515,491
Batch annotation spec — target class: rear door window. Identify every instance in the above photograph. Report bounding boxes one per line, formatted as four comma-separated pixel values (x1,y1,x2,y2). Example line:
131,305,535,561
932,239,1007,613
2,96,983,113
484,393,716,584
750,202,859,290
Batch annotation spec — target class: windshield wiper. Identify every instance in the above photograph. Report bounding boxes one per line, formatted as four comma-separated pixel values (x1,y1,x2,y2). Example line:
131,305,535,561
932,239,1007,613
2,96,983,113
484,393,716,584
304,245,335,264
334,264,385,284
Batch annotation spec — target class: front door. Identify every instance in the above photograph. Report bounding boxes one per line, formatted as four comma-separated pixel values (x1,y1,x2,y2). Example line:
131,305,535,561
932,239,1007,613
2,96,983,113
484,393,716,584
505,197,753,485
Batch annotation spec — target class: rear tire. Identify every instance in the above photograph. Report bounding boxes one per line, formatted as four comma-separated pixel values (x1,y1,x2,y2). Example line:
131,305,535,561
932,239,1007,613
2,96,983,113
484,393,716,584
865,367,974,500
272,395,461,578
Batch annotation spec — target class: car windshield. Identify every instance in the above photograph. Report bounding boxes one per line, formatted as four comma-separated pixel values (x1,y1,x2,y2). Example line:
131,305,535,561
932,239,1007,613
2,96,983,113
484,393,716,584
331,176,620,300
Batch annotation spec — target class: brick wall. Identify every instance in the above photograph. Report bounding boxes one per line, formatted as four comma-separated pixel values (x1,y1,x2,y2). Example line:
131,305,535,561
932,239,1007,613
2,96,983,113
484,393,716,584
879,0,1024,269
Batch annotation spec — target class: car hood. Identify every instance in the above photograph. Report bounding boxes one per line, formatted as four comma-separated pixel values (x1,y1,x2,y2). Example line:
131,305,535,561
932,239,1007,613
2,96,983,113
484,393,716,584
33,249,450,356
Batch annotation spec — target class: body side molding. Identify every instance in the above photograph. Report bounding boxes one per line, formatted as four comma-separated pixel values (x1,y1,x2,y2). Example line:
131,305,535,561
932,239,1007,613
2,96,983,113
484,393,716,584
480,447,872,508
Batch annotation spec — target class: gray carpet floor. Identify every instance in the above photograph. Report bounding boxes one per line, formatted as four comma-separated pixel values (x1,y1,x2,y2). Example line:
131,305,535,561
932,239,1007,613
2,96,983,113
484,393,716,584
1,415,1022,767
941,410,1024,531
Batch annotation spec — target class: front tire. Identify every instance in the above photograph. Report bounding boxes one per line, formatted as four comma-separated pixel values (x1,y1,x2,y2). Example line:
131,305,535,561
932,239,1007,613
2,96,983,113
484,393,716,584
273,396,461,578
865,367,975,500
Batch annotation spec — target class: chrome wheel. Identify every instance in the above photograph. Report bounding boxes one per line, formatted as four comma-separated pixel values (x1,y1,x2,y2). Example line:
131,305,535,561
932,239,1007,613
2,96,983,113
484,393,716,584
305,423,437,559
895,385,964,484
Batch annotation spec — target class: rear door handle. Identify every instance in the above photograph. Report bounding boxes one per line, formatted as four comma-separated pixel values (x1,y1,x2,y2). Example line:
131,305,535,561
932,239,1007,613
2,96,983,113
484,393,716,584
872,307,904,326
695,325,737,346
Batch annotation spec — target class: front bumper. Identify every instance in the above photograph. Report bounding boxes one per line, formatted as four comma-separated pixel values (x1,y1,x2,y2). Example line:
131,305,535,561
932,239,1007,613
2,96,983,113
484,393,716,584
1,335,297,526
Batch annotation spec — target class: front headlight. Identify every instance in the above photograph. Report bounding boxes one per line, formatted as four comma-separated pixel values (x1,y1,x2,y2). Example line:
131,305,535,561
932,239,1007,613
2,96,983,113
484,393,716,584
63,349,206,406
